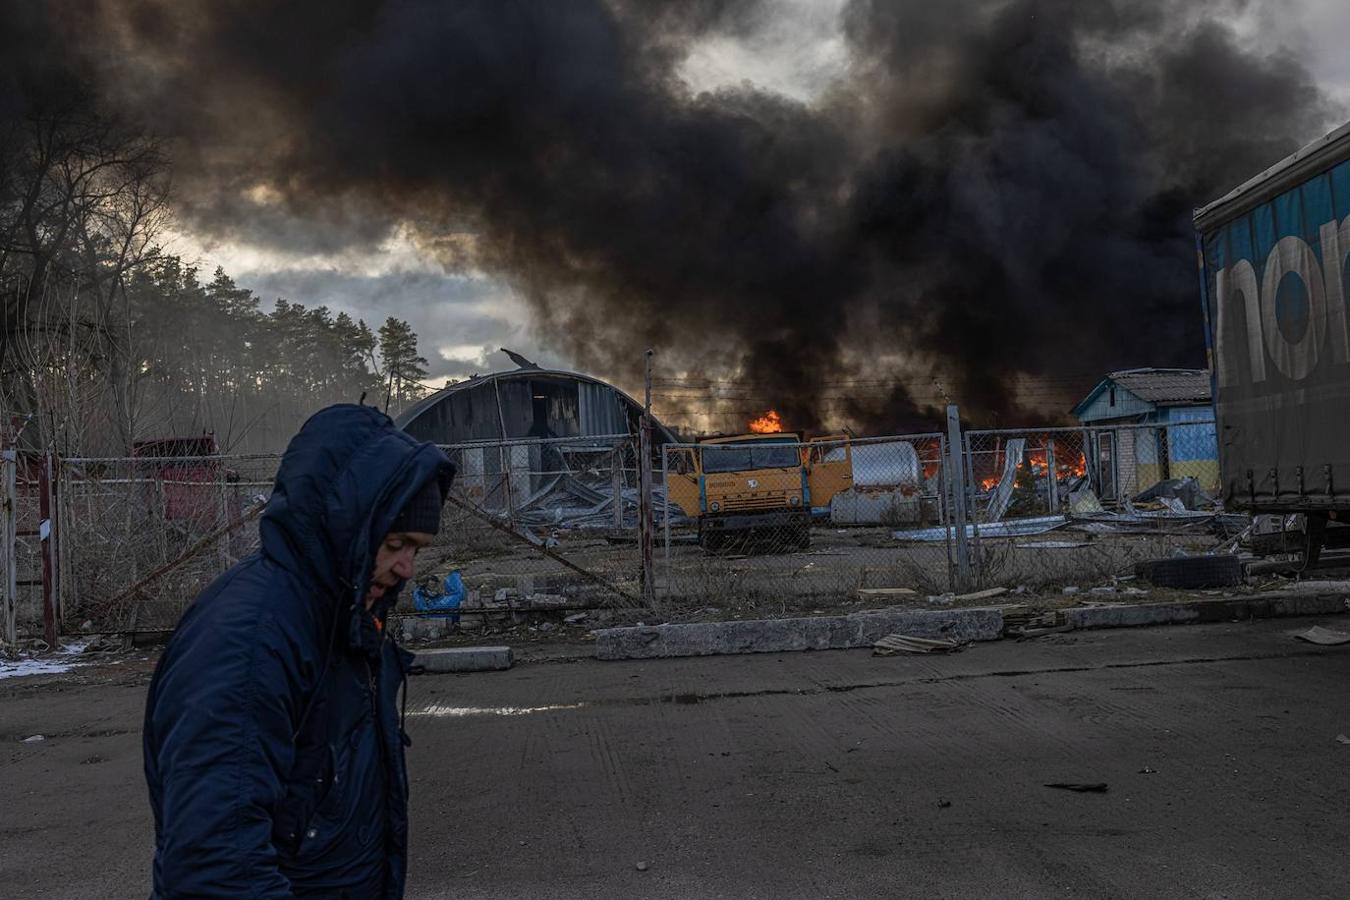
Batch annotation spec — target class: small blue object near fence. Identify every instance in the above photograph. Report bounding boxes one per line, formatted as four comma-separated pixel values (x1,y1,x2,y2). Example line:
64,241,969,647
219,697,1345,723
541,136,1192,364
412,570,465,621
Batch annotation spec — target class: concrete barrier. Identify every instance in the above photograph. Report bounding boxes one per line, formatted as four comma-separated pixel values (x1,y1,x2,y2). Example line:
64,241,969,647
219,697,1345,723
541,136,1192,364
593,607,1004,661
1064,592,1350,630
416,646,513,673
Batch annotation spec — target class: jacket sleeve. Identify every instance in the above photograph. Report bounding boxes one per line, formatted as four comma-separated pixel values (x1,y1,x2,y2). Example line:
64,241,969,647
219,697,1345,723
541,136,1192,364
148,609,307,897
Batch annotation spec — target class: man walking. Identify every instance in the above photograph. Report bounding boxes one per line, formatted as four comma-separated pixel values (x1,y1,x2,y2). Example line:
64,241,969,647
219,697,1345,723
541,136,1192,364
144,404,455,898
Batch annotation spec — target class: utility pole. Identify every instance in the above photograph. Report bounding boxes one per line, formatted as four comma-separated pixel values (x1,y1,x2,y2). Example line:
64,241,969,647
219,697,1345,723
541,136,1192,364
639,349,656,609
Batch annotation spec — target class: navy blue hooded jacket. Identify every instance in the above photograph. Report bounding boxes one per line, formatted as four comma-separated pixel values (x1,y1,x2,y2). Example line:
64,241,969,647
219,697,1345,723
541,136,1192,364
144,404,454,898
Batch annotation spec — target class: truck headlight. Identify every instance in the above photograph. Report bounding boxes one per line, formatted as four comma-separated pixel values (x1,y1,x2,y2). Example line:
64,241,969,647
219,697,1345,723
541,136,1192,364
710,501,720,512
789,495,801,506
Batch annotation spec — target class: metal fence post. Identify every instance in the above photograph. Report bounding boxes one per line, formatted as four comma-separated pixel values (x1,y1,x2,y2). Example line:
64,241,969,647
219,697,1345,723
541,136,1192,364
638,349,656,609
1045,441,1059,514
39,449,57,647
945,405,972,590
964,431,983,585
56,456,71,628
2,449,17,645
661,446,671,578
611,446,624,529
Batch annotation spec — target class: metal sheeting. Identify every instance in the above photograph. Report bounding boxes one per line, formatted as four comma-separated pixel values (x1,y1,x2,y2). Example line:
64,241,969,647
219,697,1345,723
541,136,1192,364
896,516,1068,542
401,381,504,442
830,441,921,488
578,380,627,437
397,368,669,445
985,438,1026,522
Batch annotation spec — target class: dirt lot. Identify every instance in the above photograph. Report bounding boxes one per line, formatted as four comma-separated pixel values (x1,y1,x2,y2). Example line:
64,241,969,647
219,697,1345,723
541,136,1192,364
434,518,1232,622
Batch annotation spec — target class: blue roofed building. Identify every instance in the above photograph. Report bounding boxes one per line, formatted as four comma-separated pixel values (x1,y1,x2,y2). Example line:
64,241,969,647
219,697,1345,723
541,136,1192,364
1071,368,1218,498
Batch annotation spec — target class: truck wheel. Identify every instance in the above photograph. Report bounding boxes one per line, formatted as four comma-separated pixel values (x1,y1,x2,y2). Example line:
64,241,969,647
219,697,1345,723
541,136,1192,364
1133,554,1242,589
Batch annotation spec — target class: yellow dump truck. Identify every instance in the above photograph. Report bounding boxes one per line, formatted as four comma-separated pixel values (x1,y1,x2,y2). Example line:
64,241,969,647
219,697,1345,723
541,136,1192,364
666,433,853,551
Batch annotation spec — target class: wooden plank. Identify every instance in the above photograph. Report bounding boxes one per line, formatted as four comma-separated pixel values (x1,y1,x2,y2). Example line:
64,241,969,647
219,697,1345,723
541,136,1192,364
953,586,1008,602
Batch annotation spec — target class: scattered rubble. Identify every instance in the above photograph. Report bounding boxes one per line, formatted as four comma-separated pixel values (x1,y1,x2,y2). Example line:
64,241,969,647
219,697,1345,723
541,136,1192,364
1294,626,1350,646
873,634,966,655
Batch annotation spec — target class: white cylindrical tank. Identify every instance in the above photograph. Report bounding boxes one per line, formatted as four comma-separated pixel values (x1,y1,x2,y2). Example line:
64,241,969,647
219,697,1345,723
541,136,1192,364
827,441,922,488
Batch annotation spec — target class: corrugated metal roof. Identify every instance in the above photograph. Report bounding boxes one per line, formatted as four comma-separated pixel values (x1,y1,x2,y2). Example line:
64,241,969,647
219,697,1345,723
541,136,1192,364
1106,368,1211,404
393,365,677,443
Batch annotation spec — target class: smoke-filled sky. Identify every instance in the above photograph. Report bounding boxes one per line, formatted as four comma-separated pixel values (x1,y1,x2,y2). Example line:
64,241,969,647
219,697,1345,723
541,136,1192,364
11,0,1350,430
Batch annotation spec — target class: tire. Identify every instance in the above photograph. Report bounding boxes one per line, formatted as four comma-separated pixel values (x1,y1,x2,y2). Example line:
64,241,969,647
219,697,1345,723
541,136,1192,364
1133,554,1242,589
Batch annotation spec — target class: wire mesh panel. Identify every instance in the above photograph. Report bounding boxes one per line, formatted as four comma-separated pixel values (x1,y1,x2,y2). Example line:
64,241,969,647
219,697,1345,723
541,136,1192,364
416,434,646,633
3,455,46,636
58,454,280,631
34,413,1244,637
962,419,1240,589
656,433,955,615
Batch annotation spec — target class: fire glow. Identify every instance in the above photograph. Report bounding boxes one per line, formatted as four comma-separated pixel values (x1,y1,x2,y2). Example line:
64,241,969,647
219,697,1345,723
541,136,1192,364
980,444,1087,491
748,410,784,433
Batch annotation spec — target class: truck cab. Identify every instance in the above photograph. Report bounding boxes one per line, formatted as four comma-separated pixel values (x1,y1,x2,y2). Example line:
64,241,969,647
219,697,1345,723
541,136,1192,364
666,433,856,552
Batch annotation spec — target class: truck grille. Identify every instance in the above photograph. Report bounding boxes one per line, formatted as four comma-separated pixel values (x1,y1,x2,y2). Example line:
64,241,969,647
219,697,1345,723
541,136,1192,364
722,494,791,511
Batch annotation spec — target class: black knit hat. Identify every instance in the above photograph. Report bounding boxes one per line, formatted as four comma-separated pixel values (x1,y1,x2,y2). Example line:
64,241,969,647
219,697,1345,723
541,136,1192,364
390,477,445,535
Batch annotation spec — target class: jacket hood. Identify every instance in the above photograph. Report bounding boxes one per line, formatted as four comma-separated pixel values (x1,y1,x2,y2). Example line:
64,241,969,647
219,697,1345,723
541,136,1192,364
259,404,455,617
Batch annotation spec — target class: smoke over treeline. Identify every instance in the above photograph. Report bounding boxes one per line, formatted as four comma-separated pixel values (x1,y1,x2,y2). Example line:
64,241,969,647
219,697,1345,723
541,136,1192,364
5,0,1333,431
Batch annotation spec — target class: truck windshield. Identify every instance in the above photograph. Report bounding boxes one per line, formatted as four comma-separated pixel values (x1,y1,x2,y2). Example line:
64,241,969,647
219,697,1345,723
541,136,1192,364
701,442,799,473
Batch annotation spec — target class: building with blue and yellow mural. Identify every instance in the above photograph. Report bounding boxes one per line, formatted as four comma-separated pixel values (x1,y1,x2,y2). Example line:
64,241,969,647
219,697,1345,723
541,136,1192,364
1071,369,1219,497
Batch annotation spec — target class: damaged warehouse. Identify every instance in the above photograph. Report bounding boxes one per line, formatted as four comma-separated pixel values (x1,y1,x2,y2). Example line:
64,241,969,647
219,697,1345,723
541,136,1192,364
395,363,678,529
396,362,676,445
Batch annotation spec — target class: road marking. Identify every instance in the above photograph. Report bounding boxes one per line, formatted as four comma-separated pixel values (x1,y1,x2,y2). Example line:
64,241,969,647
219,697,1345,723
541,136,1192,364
411,702,588,718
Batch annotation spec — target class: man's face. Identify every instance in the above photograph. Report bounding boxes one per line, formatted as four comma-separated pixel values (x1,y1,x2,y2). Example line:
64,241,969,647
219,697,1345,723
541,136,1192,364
366,531,435,609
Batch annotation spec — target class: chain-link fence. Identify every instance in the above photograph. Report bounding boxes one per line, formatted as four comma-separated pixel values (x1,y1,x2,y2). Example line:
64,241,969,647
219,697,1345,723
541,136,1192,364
655,433,956,614
960,418,1238,590
57,454,281,631
2,411,1249,642
22,435,648,637
1,450,47,640
419,434,645,633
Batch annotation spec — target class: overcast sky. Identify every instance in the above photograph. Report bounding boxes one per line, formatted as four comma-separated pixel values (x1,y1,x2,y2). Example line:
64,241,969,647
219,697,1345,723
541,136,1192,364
169,0,1350,390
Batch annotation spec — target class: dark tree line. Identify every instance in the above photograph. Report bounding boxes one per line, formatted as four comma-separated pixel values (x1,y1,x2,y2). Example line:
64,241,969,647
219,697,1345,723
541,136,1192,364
1,75,431,455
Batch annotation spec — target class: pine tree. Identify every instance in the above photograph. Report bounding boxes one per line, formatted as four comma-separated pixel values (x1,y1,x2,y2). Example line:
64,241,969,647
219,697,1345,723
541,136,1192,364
377,317,429,411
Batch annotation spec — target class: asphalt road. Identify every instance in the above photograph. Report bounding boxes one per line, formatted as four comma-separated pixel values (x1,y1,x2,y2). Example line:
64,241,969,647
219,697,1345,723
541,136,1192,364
4,617,1350,899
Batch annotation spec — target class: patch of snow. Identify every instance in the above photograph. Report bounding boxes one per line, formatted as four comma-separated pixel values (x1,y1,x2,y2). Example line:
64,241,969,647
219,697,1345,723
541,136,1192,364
0,640,91,680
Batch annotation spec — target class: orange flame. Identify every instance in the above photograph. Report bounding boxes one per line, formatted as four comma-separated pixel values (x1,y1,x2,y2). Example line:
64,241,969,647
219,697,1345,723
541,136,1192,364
979,441,1088,492
748,410,784,433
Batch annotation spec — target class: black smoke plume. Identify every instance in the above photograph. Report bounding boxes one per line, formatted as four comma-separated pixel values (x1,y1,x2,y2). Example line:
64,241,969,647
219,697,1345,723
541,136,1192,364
7,0,1334,431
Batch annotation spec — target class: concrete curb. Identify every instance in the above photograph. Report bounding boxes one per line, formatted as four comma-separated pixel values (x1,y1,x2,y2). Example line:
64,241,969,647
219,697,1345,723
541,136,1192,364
592,589,1350,662
1064,592,1350,630
593,607,1004,661
416,646,513,673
